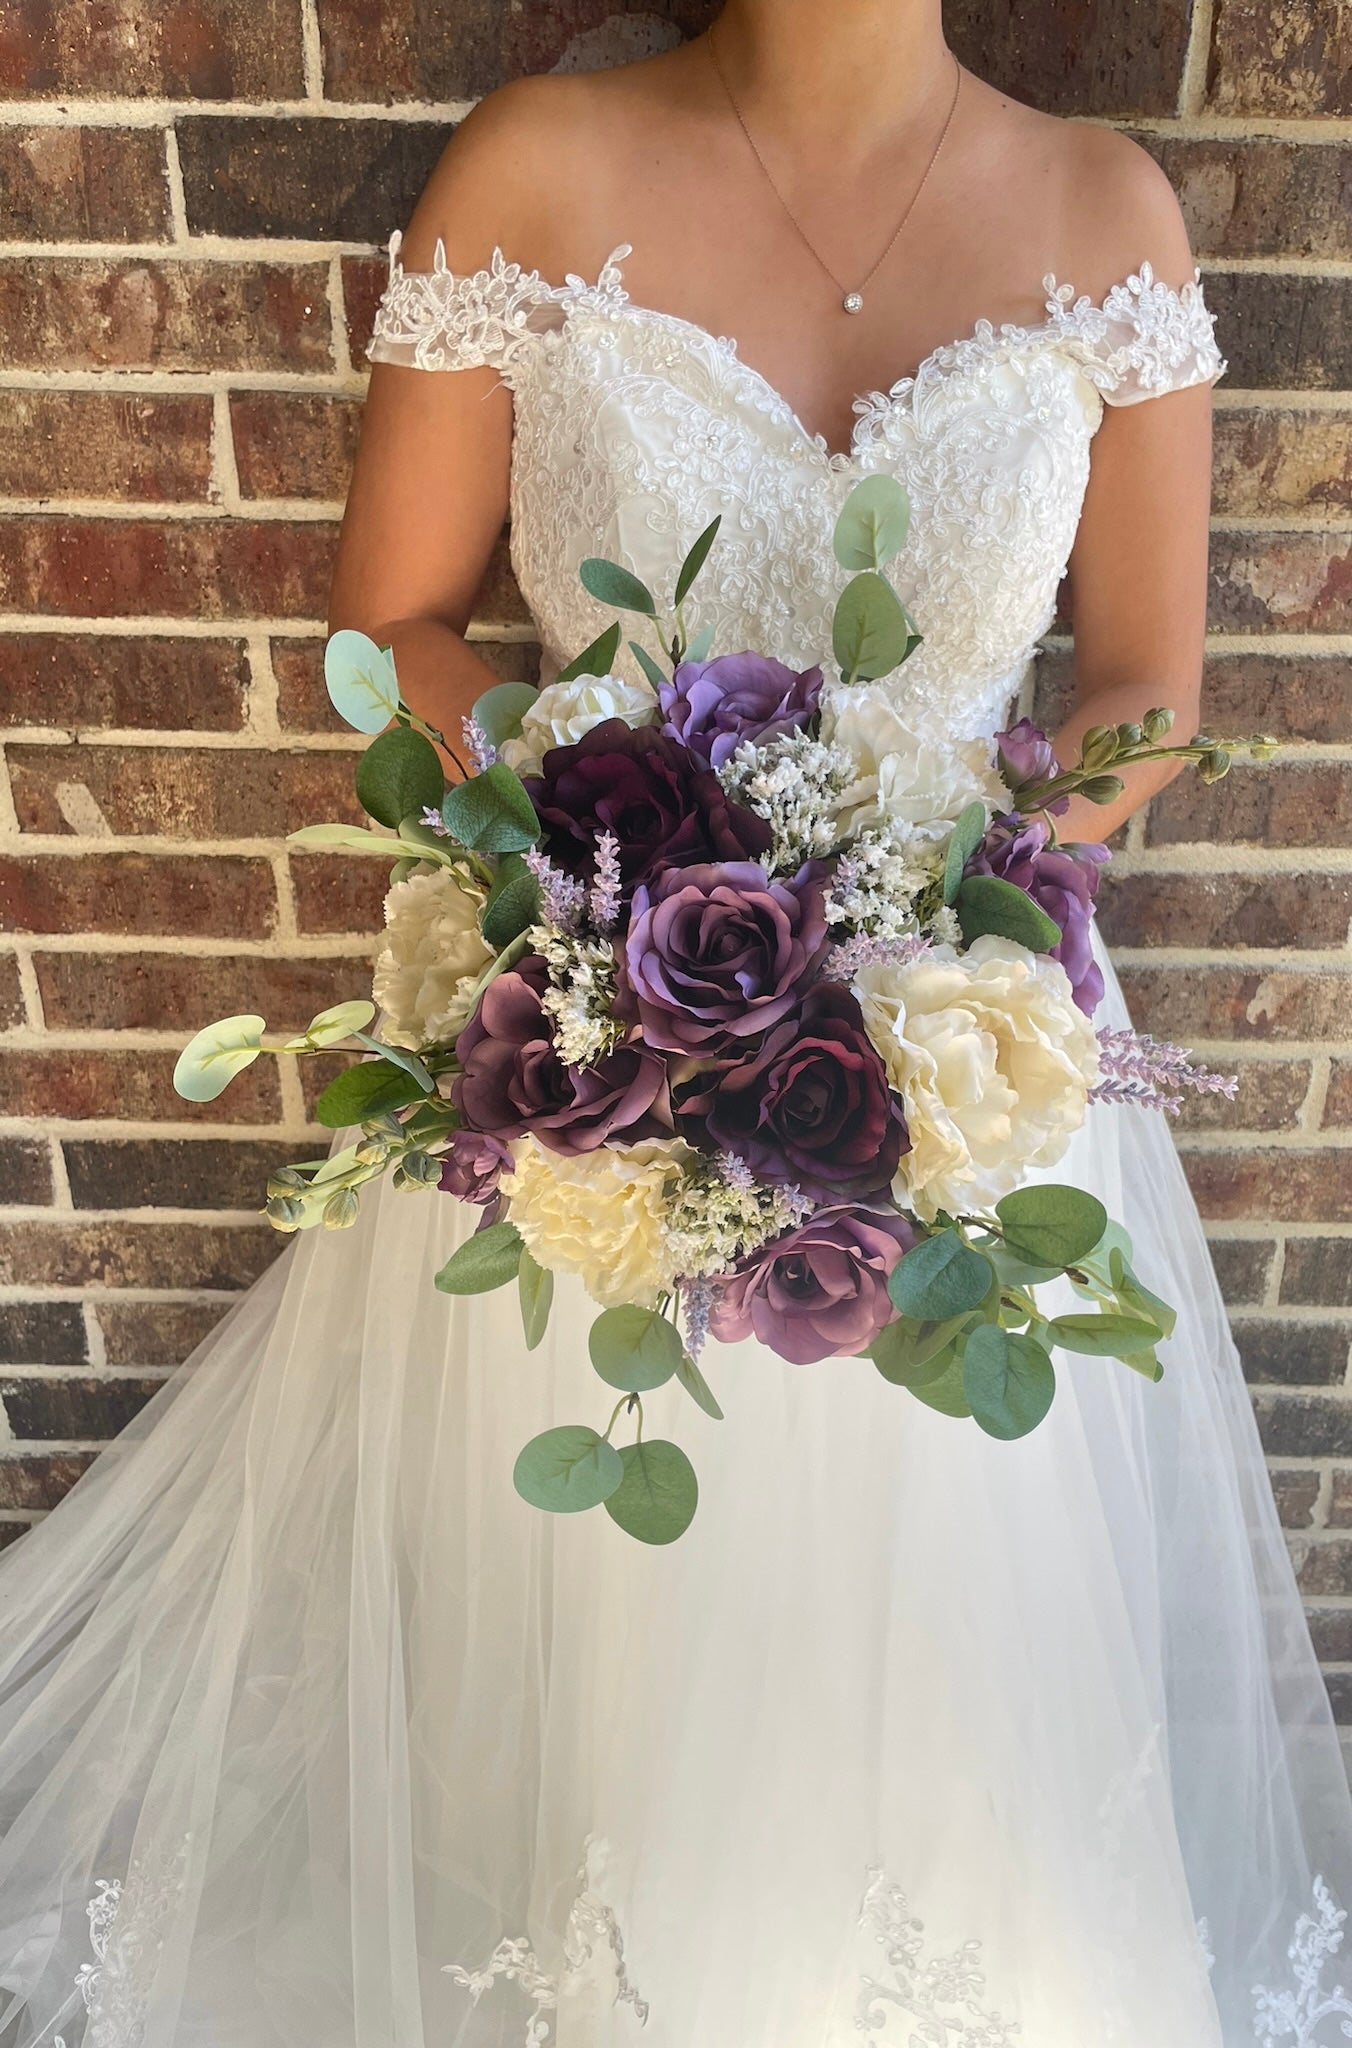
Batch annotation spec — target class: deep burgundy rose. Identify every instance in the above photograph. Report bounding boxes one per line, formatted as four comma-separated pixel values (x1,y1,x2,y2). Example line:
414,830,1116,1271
966,814,1110,1014
523,719,771,894
623,860,829,1055
658,653,823,768
708,1206,915,1366
452,955,667,1153
995,718,1069,815
675,982,907,1202
438,1130,512,1204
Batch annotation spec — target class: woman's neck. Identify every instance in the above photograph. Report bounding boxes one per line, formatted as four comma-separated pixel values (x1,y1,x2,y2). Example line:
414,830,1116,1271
708,0,952,145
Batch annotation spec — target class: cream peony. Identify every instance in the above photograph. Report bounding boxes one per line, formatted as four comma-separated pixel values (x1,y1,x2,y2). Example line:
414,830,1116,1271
822,692,1009,842
500,671,658,777
501,1136,693,1308
372,866,493,1050
853,935,1101,1220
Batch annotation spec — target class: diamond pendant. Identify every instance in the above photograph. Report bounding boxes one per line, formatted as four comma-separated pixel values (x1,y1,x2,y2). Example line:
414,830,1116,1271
843,291,864,315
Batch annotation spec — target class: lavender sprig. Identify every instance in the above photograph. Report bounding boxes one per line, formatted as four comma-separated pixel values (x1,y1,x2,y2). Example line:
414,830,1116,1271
679,1275,714,1361
823,932,932,983
524,846,585,934
1090,1028,1238,1117
419,805,452,838
461,715,499,774
589,831,623,934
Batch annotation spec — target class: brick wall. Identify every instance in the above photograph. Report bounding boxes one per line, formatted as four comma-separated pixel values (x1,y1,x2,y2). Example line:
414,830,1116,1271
0,0,1349,1713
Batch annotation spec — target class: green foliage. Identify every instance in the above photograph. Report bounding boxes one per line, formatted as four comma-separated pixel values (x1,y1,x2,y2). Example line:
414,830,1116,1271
579,558,657,616
287,821,462,868
628,640,670,690
441,763,540,854
513,1425,625,1514
683,622,716,663
962,1325,1056,1440
313,1059,428,1129
554,624,622,687
995,1185,1108,1269
832,571,920,685
675,516,722,608
350,1031,434,1090
434,1219,524,1295
481,852,541,951
355,726,445,830
173,1014,265,1102
603,1439,699,1544
942,801,988,906
518,1251,554,1351
904,1348,972,1418
589,1306,684,1393
324,630,402,733
832,474,911,572
954,874,1062,952
472,679,540,744
871,1312,973,1386
674,1347,725,1420
889,1231,993,1321
1043,1313,1162,1357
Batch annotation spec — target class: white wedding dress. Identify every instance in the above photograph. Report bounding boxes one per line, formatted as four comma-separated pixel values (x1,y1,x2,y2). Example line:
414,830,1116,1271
2,237,1350,2048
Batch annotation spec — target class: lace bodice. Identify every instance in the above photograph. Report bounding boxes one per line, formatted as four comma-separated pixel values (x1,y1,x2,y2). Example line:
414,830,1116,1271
369,236,1225,744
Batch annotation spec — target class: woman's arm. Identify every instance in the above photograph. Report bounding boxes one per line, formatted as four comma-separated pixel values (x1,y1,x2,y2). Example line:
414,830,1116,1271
1051,133,1216,844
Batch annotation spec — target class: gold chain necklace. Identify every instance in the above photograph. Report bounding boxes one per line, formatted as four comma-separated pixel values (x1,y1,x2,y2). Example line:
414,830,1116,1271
706,32,963,316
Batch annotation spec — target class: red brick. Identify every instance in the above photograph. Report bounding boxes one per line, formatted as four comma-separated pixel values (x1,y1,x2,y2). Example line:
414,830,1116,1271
0,1454,95,1511
1141,137,1352,265
1329,1469,1352,1529
1145,766,1352,851
0,517,338,621
1208,0,1352,116
0,126,169,241
0,259,331,374
1257,1389,1352,1458
1183,1148,1352,1224
1120,966,1352,1044
0,392,213,503
97,1296,233,1368
0,1301,86,1367
1296,1538,1352,1599
1179,1060,1310,1135
1203,273,1352,391
1033,650,1352,746
1269,1466,1322,1529
470,533,531,630
230,393,362,503
273,633,538,732
0,1048,281,1126
0,1137,53,1205
1283,1240,1352,1309
0,952,22,1030
0,1374,164,1440
1213,410,1352,519
63,1137,296,1211
0,634,248,732
1206,1236,1275,1307
1099,872,1352,952
178,116,445,242
9,743,363,840
35,949,371,1033
1209,532,1352,634
0,1219,281,1290
1238,1319,1350,1387
340,252,386,364
1306,1608,1352,1660
0,0,305,97
289,853,389,936
1327,1064,1352,1127
0,853,276,938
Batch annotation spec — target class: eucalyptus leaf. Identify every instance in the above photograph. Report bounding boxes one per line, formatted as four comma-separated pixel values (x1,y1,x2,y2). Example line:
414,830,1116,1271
942,800,988,906
324,629,402,734
904,1349,972,1418
579,557,657,616
684,622,716,663
435,1219,524,1295
955,874,1062,952
314,1059,428,1130
1043,1313,1165,1358
871,1313,973,1386
674,516,722,608
628,640,670,690
603,1439,699,1544
482,852,541,952
675,1347,725,1421
355,726,445,830
554,624,622,688
441,763,540,854
1113,1265,1178,1342
513,1425,625,1514
173,1014,266,1102
351,1032,434,1091
589,1306,683,1393
297,1000,376,1048
832,474,911,572
889,1232,994,1322
832,571,919,685
995,1186,1108,1269
287,822,460,868
518,1251,555,1351
962,1325,1056,1441
472,679,540,746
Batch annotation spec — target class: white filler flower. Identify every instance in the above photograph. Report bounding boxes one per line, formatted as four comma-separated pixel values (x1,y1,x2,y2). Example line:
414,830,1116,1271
501,1136,693,1308
823,693,1010,842
853,935,1100,1220
500,671,658,777
372,867,493,1050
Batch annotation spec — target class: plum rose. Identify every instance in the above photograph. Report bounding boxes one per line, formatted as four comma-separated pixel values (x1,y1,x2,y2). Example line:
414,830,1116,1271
708,1206,914,1366
965,815,1109,1014
523,719,770,895
438,1131,512,1205
623,860,829,1055
453,956,667,1154
675,981,907,1203
659,653,823,769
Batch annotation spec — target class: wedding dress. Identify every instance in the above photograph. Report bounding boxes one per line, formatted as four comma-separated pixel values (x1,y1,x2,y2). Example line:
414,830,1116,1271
2,235,1350,2048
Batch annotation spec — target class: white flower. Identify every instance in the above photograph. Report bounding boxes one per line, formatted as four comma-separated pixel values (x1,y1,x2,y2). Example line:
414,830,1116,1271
501,1136,693,1308
716,729,855,871
372,865,493,1050
853,935,1100,1220
500,671,658,776
822,693,1009,842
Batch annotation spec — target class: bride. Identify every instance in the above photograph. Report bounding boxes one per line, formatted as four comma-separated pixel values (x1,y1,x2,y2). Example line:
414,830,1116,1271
2,3,1349,2042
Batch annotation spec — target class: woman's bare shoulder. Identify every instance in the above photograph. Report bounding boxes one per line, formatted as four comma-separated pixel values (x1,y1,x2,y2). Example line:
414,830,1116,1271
1050,116,1198,299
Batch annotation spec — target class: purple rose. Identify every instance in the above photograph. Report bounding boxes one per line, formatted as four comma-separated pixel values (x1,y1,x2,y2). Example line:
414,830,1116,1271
966,815,1110,1014
439,1130,512,1204
675,982,907,1203
523,719,771,895
708,1206,915,1366
623,860,829,1056
995,718,1069,815
453,955,668,1153
659,653,823,768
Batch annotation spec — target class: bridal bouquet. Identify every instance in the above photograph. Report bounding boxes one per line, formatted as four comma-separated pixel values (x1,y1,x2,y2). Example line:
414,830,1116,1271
175,478,1272,1544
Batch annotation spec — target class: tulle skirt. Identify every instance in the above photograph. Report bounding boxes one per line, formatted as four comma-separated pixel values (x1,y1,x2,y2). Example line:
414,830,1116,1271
1,939,1349,2047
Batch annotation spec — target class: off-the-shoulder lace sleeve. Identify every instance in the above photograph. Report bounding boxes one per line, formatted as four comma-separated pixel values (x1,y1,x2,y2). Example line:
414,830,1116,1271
1042,261,1227,405
367,231,631,376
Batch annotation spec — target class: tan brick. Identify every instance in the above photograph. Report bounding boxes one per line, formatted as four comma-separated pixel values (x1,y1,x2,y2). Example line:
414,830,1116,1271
1121,966,1352,1044
1183,1149,1352,1225
1141,137,1352,265
1144,765,1352,852
1208,0,1352,115
1328,1063,1352,1127
9,743,363,840
273,632,538,732
0,392,213,503
1296,1538,1352,1599
97,1297,233,1368
35,949,371,1034
0,0,305,97
1213,410,1352,519
0,1049,280,1126
0,126,169,241
1099,872,1352,952
0,516,337,620
230,393,362,502
1329,1470,1352,1529
1270,1466,1322,1529
0,635,248,731
0,853,276,938
0,1219,281,1291
0,259,332,375
1209,531,1352,634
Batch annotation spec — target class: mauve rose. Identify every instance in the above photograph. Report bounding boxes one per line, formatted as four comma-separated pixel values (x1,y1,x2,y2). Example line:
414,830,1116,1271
623,860,829,1055
659,653,823,768
675,981,907,1202
709,1206,915,1366
965,814,1110,1014
523,719,771,895
995,718,1069,815
439,1130,512,1204
453,955,667,1154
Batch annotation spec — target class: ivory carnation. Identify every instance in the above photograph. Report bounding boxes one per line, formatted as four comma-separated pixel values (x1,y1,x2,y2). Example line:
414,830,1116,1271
500,672,658,777
853,935,1100,1220
372,866,493,1050
500,1136,692,1308
822,693,1009,842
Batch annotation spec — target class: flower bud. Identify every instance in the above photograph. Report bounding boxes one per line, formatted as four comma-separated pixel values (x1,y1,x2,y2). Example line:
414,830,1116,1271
1080,775,1125,805
1078,726,1119,773
1143,707,1174,742
266,1193,306,1231
322,1187,360,1229
1198,749,1233,785
1117,723,1144,748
